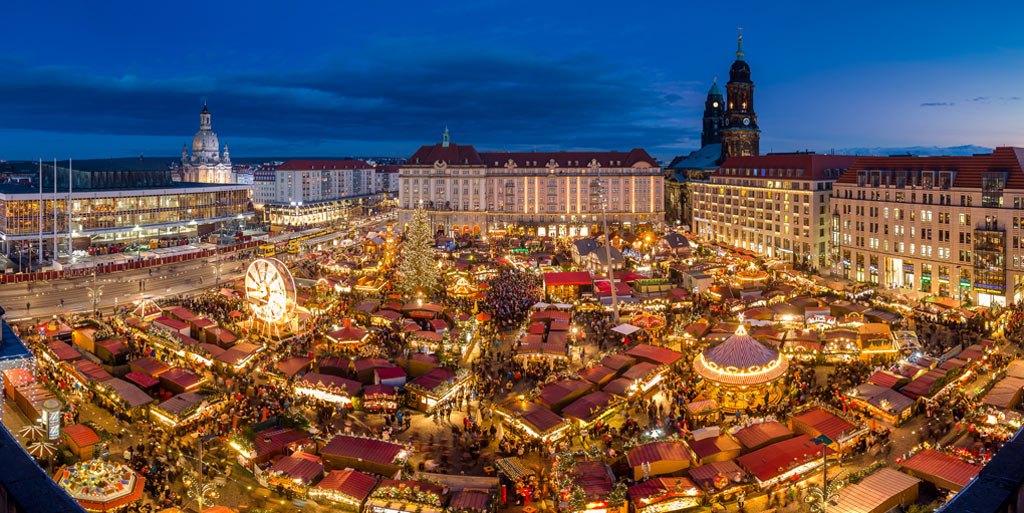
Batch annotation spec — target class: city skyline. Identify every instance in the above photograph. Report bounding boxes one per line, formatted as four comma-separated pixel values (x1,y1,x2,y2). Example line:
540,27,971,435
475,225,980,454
0,0,1022,161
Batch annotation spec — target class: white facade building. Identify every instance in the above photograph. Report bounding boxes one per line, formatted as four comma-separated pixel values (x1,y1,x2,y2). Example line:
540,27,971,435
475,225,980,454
832,147,1024,306
398,133,664,237
691,153,857,270
261,160,376,227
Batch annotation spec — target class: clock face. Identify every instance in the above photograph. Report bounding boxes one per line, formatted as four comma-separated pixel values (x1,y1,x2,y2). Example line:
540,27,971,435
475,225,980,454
743,117,751,126
712,101,719,108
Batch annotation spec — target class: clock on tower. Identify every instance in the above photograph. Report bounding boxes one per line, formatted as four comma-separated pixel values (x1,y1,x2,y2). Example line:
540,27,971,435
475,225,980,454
721,30,761,159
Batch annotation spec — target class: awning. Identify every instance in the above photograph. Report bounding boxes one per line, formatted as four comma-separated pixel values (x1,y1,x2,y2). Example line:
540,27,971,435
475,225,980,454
612,323,641,336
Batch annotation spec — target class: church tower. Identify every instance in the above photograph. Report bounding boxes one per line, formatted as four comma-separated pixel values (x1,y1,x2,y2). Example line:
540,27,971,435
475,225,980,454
181,101,233,183
701,79,725,147
721,31,760,159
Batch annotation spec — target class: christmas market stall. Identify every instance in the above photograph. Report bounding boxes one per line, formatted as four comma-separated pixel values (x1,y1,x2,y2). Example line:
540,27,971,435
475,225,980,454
265,452,324,494
497,401,570,441
899,449,981,492
828,467,920,513
735,435,831,488
94,378,153,420
405,367,468,412
447,489,494,513
364,384,399,413
627,440,696,480
294,373,362,405
63,424,102,460
364,479,448,513
628,477,704,513
309,469,378,511
150,392,212,428
320,434,410,477
55,459,146,512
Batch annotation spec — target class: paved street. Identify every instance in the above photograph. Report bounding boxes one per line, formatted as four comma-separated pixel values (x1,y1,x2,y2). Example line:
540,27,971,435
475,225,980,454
1,256,249,321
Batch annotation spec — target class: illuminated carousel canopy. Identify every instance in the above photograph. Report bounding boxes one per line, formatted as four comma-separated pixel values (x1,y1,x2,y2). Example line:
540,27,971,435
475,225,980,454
694,324,788,386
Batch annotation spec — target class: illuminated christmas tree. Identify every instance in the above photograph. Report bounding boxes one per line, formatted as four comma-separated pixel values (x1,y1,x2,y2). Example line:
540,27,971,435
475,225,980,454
397,207,440,298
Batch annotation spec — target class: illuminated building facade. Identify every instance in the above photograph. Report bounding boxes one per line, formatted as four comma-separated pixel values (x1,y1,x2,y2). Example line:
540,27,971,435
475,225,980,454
399,131,664,236
0,160,251,255
832,147,1024,306
691,153,857,270
180,103,234,184
257,160,377,227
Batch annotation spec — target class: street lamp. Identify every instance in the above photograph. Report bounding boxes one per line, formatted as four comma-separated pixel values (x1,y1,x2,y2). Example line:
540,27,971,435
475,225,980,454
86,272,104,315
805,434,845,513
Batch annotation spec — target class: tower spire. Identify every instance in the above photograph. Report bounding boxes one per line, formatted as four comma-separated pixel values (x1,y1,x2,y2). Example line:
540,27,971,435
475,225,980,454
736,27,744,60
442,126,450,148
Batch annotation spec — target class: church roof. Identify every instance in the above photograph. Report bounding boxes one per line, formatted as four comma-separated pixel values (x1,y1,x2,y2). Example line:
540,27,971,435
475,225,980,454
667,144,722,171
708,80,722,97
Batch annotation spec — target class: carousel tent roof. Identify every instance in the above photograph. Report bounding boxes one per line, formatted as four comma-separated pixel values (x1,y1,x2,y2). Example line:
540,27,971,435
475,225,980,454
694,325,788,386
611,323,641,336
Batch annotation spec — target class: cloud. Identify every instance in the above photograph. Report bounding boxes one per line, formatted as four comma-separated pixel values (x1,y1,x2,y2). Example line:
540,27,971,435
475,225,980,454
0,49,701,158
920,101,955,107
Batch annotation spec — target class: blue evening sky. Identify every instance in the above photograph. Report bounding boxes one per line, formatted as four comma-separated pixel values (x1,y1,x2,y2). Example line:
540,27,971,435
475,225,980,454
0,0,1022,161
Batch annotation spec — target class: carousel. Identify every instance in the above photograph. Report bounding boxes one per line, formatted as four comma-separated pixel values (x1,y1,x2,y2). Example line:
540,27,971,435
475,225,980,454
55,459,146,512
629,312,667,340
734,268,769,285
693,322,789,412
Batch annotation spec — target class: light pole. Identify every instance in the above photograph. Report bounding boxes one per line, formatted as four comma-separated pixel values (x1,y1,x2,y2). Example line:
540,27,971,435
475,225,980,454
805,434,844,513
183,438,220,512
86,272,104,315
595,169,619,323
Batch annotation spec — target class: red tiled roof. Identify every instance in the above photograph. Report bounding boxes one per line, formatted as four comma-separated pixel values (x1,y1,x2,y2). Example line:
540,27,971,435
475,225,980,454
627,440,693,467
159,368,203,390
538,379,592,407
276,356,312,378
734,421,794,450
268,453,324,484
901,449,981,489
374,367,407,380
688,435,741,460
408,367,456,392
300,373,362,395
737,435,830,482
408,142,484,166
253,427,311,459
316,469,378,501
628,477,702,503
573,460,614,500
63,424,101,447
277,159,372,171
720,154,858,182
837,147,1024,189
130,356,170,377
578,366,616,384
364,384,397,397
688,460,745,491
790,407,857,442
448,490,491,512
47,340,80,361
600,354,636,372
328,326,367,343
353,358,391,373
479,149,657,168
543,271,592,287
321,435,405,466
124,371,159,389
626,343,683,366
562,391,614,422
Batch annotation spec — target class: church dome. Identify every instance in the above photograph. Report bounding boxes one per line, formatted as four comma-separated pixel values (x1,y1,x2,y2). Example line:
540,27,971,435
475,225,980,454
694,324,787,386
192,129,220,154
729,59,751,83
